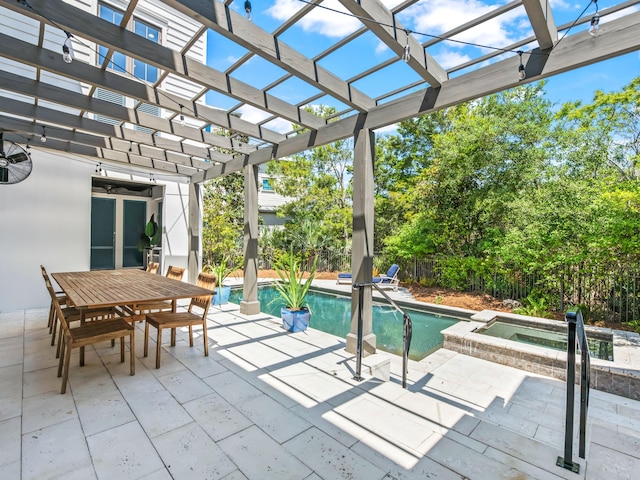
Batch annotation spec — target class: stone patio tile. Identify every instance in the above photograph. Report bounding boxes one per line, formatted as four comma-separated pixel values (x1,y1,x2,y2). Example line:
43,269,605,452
21,345,60,373
425,435,531,480
166,342,228,378
236,393,312,443
22,390,78,434
22,417,96,480
219,425,312,480
157,367,214,403
334,395,438,452
23,366,61,397
227,341,294,370
351,430,461,479
183,391,252,441
220,469,249,480
0,416,21,468
152,422,236,479
471,421,582,480
290,402,368,448
0,343,23,369
72,375,136,437
534,424,564,448
0,461,20,480
87,421,164,480
281,370,355,404
139,468,173,480
203,370,264,405
283,427,387,480
0,364,23,421
484,446,581,480
113,369,194,438
254,371,320,409
585,442,639,480
590,423,640,458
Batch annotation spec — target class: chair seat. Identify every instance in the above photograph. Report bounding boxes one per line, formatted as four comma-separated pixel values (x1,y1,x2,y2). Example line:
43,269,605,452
146,311,203,329
70,318,134,345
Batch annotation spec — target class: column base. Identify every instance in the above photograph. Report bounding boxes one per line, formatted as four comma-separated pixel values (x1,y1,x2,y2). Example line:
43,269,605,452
346,332,376,357
239,300,261,315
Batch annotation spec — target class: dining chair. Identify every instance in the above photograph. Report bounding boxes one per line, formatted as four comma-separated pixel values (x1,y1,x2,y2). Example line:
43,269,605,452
43,279,116,358
144,272,216,368
146,261,160,274
53,292,135,394
126,265,186,322
40,265,67,333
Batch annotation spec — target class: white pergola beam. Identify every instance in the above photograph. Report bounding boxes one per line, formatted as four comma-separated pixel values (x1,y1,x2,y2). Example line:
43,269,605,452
522,0,558,50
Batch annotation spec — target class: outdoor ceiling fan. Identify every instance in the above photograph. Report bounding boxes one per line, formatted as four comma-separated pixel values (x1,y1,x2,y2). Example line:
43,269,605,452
0,133,32,184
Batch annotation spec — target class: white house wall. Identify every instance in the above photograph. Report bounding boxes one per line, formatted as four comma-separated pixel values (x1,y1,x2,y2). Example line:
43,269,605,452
0,148,93,310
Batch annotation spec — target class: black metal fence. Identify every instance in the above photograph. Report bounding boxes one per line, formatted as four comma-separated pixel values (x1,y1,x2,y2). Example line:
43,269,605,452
257,250,640,323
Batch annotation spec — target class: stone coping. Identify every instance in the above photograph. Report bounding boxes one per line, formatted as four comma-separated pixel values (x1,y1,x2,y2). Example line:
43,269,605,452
442,310,640,400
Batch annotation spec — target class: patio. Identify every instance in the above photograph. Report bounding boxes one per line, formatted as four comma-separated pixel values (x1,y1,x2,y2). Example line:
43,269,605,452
2,295,640,479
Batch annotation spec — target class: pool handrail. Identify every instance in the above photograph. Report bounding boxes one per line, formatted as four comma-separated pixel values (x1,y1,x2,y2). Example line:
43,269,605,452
557,308,591,473
353,281,413,388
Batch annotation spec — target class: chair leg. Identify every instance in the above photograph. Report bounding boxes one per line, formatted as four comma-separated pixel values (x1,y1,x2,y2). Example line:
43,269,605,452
130,329,135,375
61,342,72,394
156,327,163,369
48,303,55,331
57,337,66,378
189,325,194,347
56,326,63,359
50,313,57,346
120,337,125,363
171,327,176,346
144,321,150,357
202,320,208,357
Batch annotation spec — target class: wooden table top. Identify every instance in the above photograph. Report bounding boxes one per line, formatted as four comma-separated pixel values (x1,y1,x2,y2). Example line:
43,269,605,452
52,269,214,309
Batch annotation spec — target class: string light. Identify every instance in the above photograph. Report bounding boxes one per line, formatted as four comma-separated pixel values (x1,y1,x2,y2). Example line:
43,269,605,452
95,162,102,173
25,140,30,150
179,105,185,126
402,30,410,63
62,31,74,63
244,0,252,21
589,0,600,36
517,51,526,81
40,126,46,143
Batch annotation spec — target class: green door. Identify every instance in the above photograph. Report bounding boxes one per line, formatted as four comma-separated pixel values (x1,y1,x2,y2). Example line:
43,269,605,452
90,197,115,270
123,200,146,268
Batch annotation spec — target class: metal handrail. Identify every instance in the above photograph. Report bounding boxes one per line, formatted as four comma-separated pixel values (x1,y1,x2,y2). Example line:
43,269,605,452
557,308,591,474
353,282,413,388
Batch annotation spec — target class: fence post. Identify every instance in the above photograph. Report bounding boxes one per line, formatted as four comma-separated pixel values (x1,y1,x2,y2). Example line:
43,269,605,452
557,310,580,474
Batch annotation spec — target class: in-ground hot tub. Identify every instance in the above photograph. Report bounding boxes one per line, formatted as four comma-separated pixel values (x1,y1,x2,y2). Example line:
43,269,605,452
442,311,640,400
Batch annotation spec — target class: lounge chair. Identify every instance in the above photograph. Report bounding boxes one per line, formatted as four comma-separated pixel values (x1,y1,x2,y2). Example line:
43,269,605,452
336,272,352,285
372,264,400,291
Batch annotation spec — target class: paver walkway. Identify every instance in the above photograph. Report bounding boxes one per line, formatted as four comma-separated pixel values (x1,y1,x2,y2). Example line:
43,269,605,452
1,303,639,479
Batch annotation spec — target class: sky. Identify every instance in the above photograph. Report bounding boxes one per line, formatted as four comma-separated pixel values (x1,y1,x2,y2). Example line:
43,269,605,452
205,0,640,134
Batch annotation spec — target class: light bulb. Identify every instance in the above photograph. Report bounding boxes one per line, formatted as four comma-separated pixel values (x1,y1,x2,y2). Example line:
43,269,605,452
518,64,526,81
245,0,252,20
62,33,74,64
180,114,185,126
403,44,410,63
40,126,47,143
589,14,600,36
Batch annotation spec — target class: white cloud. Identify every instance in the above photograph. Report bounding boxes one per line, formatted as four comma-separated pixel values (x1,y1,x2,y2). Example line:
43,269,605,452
399,0,527,51
267,0,399,38
375,40,389,55
435,50,472,70
262,117,295,134
375,123,398,135
235,105,272,124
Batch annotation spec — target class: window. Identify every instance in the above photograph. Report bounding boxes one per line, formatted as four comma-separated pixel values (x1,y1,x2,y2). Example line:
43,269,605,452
98,3,159,83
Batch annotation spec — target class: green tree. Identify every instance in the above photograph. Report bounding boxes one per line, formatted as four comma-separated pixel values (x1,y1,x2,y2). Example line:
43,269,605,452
202,173,244,266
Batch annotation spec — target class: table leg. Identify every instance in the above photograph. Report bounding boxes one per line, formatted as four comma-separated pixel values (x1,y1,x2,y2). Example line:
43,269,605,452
80,309,86,366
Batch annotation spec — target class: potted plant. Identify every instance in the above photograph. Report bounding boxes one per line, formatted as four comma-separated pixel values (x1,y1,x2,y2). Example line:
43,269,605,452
272,250,316,332
137,214,161,266
205,257,239,305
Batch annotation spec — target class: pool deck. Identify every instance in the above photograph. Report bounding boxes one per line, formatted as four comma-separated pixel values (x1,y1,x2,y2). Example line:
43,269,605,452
2,286,640,479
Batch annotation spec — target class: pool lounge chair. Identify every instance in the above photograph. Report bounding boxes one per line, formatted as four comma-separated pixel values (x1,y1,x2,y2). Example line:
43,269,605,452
372,264,400,291
336,264,400,291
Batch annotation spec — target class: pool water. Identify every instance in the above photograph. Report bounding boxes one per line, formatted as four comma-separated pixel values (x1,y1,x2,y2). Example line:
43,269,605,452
228,287,460,361
479,321,614,361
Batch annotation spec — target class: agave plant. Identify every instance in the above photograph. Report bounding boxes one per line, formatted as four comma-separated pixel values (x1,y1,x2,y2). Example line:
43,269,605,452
204,257,239,286
273,250,316,311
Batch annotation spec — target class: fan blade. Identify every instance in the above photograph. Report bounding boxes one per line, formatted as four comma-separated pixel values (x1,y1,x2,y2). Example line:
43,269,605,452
7,151,29,164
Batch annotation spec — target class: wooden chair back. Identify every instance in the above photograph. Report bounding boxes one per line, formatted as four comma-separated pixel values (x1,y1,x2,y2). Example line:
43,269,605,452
146,262,160,274
165,265,185,281
189,272,216,313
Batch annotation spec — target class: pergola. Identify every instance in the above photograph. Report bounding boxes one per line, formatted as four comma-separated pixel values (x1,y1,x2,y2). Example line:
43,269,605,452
2,0,640,353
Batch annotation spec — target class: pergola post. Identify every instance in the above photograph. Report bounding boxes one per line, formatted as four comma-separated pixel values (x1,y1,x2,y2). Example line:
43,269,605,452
346,126,376,356
240,163,261,315
187,181,202,284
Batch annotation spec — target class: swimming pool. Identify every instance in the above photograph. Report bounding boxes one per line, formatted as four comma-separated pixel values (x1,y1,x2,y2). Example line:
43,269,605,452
228,286,461,361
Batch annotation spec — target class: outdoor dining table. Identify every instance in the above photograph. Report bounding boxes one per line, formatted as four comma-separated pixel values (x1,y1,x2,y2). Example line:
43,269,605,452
51,268,214,365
